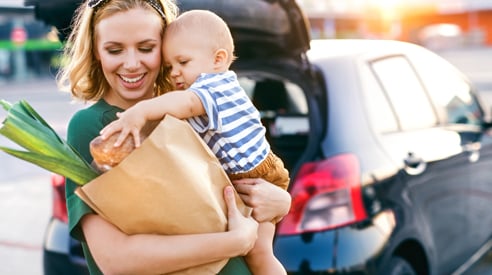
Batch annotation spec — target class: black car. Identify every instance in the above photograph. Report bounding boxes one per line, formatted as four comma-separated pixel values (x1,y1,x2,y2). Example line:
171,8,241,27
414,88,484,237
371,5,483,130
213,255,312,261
29,0,492,274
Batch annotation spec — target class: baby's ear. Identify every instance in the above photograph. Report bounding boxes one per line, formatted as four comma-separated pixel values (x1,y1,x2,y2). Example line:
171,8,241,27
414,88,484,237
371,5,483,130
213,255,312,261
214,48,228,68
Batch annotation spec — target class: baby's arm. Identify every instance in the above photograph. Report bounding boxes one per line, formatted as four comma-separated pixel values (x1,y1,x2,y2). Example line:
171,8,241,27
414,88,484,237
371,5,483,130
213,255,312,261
100,90,205,147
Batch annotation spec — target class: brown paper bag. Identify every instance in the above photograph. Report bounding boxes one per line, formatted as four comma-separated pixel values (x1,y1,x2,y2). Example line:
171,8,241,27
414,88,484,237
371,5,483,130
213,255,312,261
75,115,252,275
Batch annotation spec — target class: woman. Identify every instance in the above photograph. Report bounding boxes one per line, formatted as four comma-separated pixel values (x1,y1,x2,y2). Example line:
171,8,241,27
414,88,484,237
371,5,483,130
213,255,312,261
56,0,291,274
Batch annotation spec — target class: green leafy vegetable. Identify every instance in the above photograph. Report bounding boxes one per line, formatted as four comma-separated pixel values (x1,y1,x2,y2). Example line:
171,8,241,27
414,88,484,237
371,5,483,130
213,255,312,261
0,99,99,185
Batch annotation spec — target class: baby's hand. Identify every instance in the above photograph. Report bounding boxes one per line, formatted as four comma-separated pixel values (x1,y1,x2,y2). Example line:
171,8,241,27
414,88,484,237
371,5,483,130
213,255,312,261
100,108,147,147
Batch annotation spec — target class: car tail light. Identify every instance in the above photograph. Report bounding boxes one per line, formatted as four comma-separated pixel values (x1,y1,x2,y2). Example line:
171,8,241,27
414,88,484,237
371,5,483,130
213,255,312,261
50,174,68,223
277,154,367,235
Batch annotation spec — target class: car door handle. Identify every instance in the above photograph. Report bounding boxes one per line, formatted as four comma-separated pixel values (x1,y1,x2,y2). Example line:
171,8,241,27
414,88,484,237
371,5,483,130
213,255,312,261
404,152,426,175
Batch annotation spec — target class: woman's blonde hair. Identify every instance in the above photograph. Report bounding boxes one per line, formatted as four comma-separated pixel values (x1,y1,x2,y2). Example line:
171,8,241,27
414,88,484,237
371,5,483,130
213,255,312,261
57,0,178,101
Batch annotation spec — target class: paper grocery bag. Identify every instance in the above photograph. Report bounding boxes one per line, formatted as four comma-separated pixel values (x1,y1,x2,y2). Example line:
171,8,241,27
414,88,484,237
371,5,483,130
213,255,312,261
75,115,252,275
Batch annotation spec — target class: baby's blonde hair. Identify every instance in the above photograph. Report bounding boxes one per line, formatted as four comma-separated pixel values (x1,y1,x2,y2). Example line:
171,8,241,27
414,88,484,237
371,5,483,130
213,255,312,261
57,0,179,101
165,10,236,65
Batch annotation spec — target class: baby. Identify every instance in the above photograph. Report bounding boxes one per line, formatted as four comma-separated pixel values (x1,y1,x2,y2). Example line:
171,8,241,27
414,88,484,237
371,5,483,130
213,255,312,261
100,9,289,274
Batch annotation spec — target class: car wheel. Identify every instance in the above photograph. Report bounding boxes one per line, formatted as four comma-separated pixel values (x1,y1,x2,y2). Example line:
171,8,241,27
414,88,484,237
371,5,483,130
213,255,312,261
382,256,417,275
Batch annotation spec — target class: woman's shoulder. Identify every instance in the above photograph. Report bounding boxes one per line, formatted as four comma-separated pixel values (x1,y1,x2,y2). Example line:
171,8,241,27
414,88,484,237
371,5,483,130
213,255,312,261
69,104,97,127
67,100,120,143
69,100,120,128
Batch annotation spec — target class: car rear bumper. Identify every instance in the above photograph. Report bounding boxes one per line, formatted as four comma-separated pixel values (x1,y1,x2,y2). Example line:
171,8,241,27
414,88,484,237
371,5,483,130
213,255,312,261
43,218,88,275
44,250,89,275
274,210,395,274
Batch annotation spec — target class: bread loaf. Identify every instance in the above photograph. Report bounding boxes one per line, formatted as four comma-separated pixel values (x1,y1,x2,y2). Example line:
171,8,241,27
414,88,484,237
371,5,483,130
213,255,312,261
90,121,158,172
90,133,137,172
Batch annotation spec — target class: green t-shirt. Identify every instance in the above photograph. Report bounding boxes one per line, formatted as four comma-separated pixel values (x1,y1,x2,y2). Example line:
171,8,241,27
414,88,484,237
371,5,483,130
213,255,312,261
66,99,251,275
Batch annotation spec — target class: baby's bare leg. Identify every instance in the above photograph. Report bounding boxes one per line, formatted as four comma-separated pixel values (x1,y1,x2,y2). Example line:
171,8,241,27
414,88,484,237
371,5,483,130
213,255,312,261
245,222,286,275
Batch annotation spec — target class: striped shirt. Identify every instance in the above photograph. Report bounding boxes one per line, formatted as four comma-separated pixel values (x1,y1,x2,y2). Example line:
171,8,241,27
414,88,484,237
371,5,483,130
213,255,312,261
187,71,269,174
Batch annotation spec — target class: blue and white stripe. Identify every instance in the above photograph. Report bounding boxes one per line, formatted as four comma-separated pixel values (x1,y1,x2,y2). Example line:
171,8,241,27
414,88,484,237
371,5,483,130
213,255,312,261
188,71,269,174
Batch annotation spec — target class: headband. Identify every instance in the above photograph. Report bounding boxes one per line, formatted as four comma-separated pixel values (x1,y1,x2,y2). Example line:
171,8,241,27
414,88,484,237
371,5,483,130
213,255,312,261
87,0,167,22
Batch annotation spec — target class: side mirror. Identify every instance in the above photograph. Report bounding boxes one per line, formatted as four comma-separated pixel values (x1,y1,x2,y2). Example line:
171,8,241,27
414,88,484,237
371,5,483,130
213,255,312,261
24,0,82,41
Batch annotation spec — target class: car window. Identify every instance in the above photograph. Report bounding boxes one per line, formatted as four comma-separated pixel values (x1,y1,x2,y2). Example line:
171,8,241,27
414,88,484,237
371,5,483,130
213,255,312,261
239,77,256,98
371,56,438,131
409,48,482,126
239,76,309,171
239,77,308,115
361,62,399,134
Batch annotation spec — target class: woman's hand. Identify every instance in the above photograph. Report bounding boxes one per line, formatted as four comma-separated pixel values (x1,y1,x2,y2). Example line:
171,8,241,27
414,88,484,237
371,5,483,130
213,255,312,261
233,178,292,223
224,186,258,255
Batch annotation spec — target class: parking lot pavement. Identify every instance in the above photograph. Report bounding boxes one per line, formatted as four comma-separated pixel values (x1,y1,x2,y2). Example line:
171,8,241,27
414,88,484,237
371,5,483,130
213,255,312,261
0,175,51,275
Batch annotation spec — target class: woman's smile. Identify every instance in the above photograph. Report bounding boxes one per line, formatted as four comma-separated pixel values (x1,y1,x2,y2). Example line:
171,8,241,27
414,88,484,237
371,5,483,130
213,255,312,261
119,73,147,89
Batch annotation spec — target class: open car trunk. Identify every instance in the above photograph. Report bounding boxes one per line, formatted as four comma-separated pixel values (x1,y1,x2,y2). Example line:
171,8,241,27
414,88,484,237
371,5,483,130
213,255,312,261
25,0,323,182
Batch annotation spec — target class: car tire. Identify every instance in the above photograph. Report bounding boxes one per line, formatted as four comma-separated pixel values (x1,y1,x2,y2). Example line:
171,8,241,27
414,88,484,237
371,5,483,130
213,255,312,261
382,256,417,275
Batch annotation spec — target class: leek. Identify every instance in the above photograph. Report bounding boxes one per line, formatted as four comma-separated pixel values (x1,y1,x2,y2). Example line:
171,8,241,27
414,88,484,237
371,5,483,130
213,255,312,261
0,99,99,185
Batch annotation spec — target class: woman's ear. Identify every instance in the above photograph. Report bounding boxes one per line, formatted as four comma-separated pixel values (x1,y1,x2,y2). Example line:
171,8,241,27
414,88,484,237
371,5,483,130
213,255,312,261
213,49,228,69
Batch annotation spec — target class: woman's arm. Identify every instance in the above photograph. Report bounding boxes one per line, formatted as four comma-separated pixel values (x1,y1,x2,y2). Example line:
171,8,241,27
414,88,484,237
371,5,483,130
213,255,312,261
83,186,258,275
233,178,292,223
